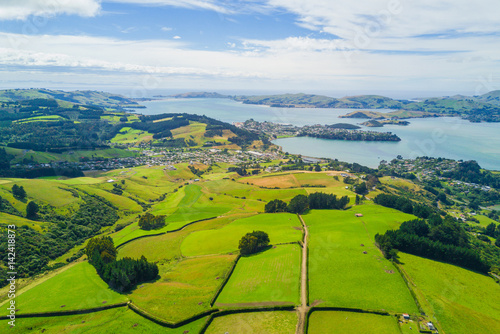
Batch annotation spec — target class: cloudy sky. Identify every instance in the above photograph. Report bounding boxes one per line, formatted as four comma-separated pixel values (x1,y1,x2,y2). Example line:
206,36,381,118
0,0,499,97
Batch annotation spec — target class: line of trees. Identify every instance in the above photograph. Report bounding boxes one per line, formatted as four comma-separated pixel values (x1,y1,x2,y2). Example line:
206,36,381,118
86,236,159,292
373,193,438,219
265,192,350,214
375,218,491,273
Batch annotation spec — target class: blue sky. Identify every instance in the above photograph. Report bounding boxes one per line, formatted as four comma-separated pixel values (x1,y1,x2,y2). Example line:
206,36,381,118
0,0,499,97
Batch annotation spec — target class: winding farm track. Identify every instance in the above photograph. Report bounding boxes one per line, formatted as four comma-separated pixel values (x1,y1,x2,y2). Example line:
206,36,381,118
296,214,309,334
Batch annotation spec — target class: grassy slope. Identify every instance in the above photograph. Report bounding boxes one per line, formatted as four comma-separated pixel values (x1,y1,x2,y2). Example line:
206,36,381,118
181,213,302,256
206,311,297,334
308,311,401,334
11,262,127,314
305,206,418,313
127,255,236,322
0,212,48,232
0,307,207,334
399,252,500,334
216,244,301,305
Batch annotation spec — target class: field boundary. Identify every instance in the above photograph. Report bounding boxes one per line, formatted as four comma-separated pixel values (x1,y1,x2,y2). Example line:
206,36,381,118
209,255,241,306
0,302,128,320
115,216,218,248
199,305,296,334
127,301,218,328
392,261,424,314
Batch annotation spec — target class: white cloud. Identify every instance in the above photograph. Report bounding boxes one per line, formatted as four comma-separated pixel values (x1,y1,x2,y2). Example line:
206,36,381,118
0,0,101,20
265,0,500,42
173,35,182,39
161,27,173,31
105,0,233,14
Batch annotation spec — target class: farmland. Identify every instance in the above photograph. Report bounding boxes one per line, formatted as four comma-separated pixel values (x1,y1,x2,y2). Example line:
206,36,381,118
205,311,297,334
308,311,401,334
3,262,127,314
216,244,301,306
126,255,236,322
0,151,499,334
0,307,206,334
398,252,500,334
181,213,302,256
304,207,419,313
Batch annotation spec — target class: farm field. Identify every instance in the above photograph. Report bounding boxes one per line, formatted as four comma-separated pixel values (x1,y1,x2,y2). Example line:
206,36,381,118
304,207,419,313
127,255,236,322
6,262,127,314
216,244,301,306
398,252,500,334
117,215,246,261
181,213,302,256
205,311,297,334
308,311,401,334
0,212,49,232
0,307,206,333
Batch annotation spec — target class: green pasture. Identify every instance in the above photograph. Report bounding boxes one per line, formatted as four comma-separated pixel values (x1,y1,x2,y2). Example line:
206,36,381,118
0,212,49,233
206,311,297,334
308,311,401,334
181,213,302,257
77,184,143,212
117,215,244,261
305,207,418,313
9,262,127,314
111,126,152,143
0,179,82,208
13,115,66,123
474,214,498,228
128,255,236,322
0,306,206,334
399,252,500,334
216,244,301,305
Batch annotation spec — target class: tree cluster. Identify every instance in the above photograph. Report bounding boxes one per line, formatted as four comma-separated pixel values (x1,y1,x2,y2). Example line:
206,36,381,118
238,231,270,255
373,193,437,219
11,184,26,200
375,218,491,273
138,213,166,230
87,236,158,292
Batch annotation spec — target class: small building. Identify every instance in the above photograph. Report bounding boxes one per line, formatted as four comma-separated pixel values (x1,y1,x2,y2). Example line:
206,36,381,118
403,314,410,320
427,322,435,330
194,179,200,182
355,213,363,217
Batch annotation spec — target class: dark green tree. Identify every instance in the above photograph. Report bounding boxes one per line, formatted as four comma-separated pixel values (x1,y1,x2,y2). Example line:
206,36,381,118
485,223,496,238
138,213,166,230
26,201,39,220
354,182,368,195
86,236,117,264
287,194,309,214
12,184,27,200
238,231,270,255
265,199,287,213
314,164,321,172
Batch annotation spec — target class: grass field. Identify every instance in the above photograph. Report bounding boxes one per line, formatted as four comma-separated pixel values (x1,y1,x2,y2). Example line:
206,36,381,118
308,311,401,334
0,307,206,333
398,252,500,334
305,206,418,313
0,212,49,232
117,215,246,261
206,311,297,334
474,214,498,228
216,244,301,306
112,184,236,246
110,126,153,143
127,255,236,322
77,184,143,212
10,262,127,314
0,179,82,208
181,213,302,257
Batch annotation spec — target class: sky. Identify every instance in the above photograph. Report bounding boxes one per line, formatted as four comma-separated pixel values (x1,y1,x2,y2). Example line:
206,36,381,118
0,0,499,98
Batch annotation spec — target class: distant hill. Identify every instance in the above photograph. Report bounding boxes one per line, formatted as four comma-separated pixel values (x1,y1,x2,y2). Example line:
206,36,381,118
168,90,500,122
0,88,143,108
170,92,229,99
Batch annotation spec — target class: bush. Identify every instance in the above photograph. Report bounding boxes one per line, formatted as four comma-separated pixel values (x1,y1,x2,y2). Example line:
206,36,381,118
138,212,166,230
